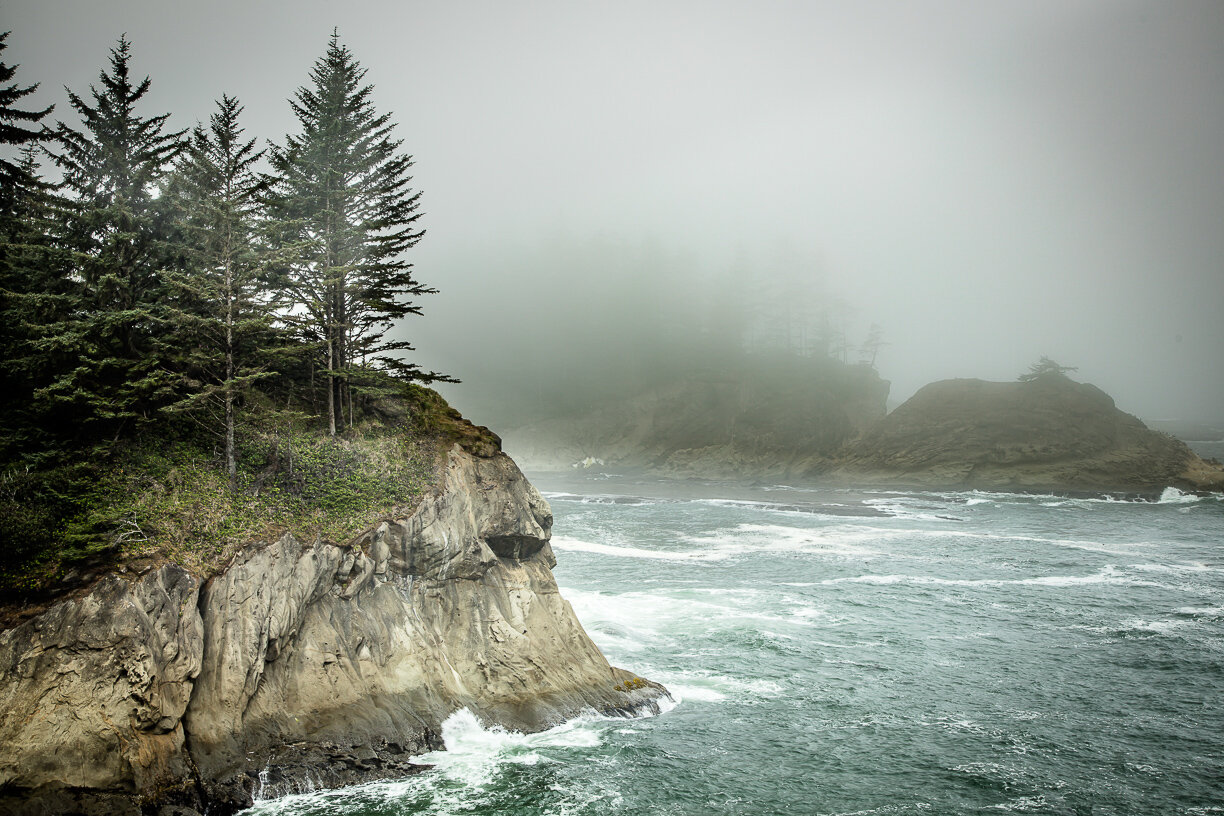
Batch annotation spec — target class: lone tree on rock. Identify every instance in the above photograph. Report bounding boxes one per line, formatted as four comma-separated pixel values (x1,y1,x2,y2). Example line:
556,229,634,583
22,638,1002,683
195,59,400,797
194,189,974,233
1019,356,1078,382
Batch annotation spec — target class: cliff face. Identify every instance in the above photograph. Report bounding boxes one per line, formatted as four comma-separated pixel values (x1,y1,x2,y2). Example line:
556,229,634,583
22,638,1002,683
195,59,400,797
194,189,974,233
505,363,890,478
0,447,664,815
0,565,203,814
832,376,1224,493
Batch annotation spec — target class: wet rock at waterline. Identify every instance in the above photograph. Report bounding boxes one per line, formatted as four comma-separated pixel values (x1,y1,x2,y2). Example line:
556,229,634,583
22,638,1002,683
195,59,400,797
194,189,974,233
0,447,667,816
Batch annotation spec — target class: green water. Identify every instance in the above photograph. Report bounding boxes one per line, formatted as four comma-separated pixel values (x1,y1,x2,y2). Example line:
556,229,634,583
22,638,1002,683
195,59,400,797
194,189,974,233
244,479,1224,816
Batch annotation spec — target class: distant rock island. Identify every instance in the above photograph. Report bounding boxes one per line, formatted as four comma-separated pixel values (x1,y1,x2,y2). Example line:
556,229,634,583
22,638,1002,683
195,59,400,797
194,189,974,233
831,374,1224,494
505,363,1224,495
505,356,889,479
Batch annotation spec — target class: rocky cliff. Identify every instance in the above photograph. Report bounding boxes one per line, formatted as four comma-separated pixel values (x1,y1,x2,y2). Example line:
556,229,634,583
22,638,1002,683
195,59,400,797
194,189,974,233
0,446,665,815
830,375,1224,493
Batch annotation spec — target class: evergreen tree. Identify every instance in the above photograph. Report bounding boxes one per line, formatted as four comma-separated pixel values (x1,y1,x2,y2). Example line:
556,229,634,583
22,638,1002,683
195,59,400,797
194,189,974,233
0,30,53,189
1019,356,1077,382
858,323,887,368
41,36,185,438
270,32,449,436
0,32,66,462
165,95,288,488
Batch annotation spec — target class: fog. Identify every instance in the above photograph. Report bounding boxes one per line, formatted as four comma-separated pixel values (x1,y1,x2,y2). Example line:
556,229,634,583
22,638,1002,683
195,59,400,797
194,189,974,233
7,0,1223,424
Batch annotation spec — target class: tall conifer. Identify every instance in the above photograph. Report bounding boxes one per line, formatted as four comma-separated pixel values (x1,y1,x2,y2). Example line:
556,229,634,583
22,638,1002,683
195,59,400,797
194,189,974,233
0,30,53,189
270,32,448,435
42,36,184,437
0,33,67,461
166,95,287,488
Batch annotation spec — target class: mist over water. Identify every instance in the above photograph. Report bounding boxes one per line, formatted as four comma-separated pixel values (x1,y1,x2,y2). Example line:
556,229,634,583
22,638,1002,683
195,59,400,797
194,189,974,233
241,476,1224,815
8,3,1224,812
6,1,1224,423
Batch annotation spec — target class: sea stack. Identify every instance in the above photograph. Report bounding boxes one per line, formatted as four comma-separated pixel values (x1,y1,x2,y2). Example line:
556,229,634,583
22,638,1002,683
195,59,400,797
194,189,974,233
831,374,1224,494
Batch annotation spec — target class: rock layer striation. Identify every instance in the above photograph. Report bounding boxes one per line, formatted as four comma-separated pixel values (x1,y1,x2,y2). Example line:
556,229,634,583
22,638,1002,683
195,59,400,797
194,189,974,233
0,447,664,815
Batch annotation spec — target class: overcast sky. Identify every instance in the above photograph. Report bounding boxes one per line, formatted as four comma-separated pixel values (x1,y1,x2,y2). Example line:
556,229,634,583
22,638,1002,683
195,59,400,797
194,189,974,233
5,1,1223,422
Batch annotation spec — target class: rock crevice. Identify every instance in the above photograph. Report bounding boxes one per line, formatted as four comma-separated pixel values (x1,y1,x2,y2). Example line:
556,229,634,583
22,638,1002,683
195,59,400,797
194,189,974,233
0,446,665,816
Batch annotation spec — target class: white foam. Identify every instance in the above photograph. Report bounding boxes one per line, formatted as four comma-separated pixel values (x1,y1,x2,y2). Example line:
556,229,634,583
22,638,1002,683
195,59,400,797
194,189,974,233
561,586,831,659
680,523,883,560
827,524,1152,557
241,705,644,814
408,707,615,789
1177,606,1224,617
820,566,1164,589
552,535,719,561
1116,618,1192,634
651,670,785,703
861,497,954,521
554,524,882,564
1159,486,1205,504
541,492,663,506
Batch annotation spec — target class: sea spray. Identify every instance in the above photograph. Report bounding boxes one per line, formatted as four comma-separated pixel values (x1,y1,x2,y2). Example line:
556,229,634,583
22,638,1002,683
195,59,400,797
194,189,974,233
241,477,1224,814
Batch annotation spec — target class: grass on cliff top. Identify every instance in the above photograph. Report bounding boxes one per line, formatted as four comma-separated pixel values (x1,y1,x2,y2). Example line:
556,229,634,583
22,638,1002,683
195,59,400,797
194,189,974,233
0,384,500,605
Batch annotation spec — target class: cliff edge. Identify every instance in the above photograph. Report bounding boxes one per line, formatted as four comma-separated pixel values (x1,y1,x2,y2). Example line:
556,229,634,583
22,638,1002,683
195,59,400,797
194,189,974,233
830,375,1224,493
0,422,666,815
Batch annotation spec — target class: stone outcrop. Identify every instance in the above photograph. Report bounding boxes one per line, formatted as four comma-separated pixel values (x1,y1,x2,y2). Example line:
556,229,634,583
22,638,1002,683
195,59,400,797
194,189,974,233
0,447,665,815
830,376,1224,493
0,565,202,815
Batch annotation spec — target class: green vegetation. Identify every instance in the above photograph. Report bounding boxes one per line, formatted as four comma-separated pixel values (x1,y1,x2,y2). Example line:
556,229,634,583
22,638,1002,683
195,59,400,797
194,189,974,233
0,31,465,602
0,379,495,599
1019,356,1078,383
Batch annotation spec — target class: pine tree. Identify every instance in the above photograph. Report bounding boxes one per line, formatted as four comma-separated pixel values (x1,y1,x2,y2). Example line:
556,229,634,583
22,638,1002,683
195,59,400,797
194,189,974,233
41,36,185,438
165,95,288,488
0,33,66,462
0,30,54,189
858,324,887,368
270,32,449,436
1019,356,1077,383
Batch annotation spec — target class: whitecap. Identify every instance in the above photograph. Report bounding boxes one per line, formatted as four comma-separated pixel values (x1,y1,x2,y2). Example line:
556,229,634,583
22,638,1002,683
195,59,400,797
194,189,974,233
649,670,785,702
1115,618,1193,634
680,523,883,560
1176,606,1224,617
408,705,661,790
551,536,721,562
1158,486,1201,504
819,566,1165,589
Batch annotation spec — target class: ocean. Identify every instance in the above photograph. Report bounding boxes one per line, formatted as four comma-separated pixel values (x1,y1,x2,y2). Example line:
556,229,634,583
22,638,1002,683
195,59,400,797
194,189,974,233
243,473,1224,816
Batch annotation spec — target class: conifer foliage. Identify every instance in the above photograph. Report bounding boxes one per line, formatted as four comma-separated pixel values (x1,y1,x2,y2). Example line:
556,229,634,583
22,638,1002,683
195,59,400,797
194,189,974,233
0,33,60,460
0,29,454,591
167,95,287,488
43,35,185,434
0,30,53,188
0,29,449,510
271,32,451,437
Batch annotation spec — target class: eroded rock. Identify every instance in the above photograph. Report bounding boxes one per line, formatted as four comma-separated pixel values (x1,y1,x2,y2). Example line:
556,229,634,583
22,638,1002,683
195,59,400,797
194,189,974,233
0,445,666,815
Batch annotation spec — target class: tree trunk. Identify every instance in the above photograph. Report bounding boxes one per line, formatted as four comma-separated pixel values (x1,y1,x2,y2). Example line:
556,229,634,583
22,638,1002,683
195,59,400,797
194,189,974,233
225,277,237,489
326,334,336,437
224,222,237,491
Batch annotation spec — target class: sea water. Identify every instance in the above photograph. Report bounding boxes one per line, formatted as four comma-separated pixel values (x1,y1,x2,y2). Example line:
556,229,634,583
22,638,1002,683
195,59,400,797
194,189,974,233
242,475,1224,816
